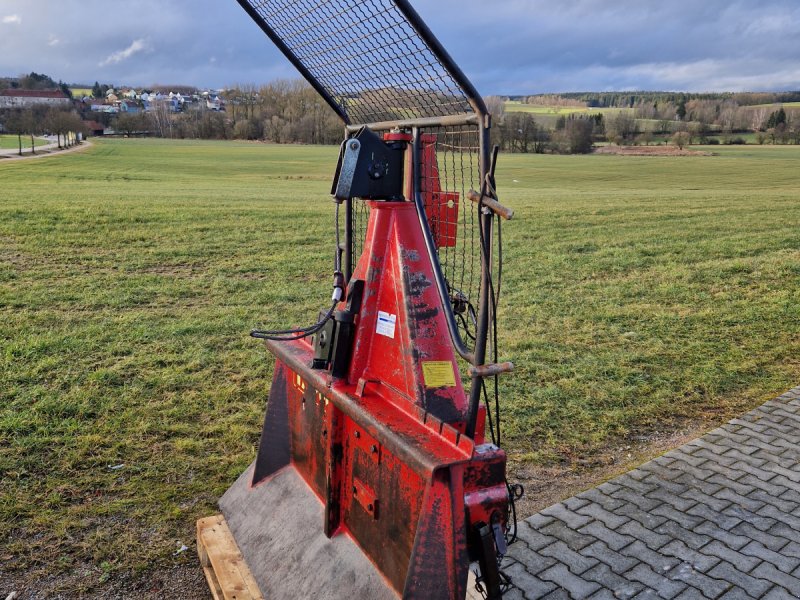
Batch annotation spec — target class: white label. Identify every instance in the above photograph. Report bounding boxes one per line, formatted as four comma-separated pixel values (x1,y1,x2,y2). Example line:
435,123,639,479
376,311,397,338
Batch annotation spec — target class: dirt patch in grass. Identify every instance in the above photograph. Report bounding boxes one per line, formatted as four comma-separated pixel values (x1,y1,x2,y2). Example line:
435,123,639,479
594,145,713,156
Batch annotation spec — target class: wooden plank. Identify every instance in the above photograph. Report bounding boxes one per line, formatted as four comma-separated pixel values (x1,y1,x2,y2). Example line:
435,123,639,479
197,515,264,600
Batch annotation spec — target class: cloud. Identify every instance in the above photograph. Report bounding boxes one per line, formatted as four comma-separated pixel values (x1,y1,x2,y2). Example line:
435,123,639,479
99,38,150,67
2,14,21,24
48,36,60,47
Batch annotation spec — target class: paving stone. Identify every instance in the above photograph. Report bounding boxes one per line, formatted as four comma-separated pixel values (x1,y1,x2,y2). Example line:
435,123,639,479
615,474,659,495
706,474,758,499
653,520,712,551
630,590,661,600
538,541,598,575
582,540,639,574
668,452,710,470
540,590,571,600
501,561,557,599
770,474,800,495
615,503,667,529
677,488,730,513
740,541,798,572
620,540,680,573
762,585,798,599
713,487,765,512
778,487,800,505
707,560,773,598
538,563,601,599
517,521,563,551
749,489,798,513
539,520,598,552
611,487,663,514
650,503,704,530
576,502,631,531
732,523,788,552
666,562,730,599
595,481,624,497
625,564,687,599
752,562,800,595
564,496,592,512
506,542,558,575
693,521,751,551
672,472,725,495
693,448,738,468
539,503,593,529
526,513,557,530
737,474,787,497
659,539,720,572
582,563,643,599
576,488,627,512
779,541,800,560
686,503,742,530
617,520,672,551
700,540,760,572
645,487,697,512
577,520,634,552
722,506,776,531
717,588,759,600
587,590,618,600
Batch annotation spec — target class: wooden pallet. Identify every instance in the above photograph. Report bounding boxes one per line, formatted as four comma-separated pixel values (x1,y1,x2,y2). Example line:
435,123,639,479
197,515,264,600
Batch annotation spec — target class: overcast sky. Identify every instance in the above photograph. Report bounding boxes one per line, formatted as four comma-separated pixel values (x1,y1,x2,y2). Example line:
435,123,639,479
1,0,798,95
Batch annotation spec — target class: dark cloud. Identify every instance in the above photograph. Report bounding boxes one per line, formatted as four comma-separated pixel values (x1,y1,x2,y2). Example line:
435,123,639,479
0,0,798,93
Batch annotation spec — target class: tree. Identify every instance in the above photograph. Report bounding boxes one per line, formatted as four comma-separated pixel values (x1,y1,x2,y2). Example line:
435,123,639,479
92,81,103,99
606,112,637,144
676,98,687,120
671,131,690,149
5,110,27,156
115,112,146,137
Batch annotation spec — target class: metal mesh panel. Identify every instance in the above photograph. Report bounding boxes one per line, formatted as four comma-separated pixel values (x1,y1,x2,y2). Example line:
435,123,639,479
350,198,371,270
419,124,482,345
240,0,475,124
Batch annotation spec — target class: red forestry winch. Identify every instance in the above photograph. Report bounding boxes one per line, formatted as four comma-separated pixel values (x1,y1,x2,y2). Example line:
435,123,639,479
219,1,519,598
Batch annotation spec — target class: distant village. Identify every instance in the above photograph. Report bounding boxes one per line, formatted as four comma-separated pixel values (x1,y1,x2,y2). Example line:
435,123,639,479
0,72,342,144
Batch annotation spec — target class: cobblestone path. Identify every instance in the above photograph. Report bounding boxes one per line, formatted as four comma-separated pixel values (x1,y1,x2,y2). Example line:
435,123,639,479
502,386,800,599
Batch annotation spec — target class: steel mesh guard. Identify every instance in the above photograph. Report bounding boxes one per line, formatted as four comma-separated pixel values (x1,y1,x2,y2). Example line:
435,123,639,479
237,0,480,125
238,0,493,362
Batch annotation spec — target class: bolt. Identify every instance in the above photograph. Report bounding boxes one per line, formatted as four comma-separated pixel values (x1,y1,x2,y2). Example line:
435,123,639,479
371,445,378,453
367,503,374,512
352,486,357,494
354,430,360,438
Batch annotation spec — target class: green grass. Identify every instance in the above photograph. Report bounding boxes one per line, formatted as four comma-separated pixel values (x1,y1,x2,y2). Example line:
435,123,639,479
2,138,799,588
70,88,93,98
505,101,632,118
0,134,47,151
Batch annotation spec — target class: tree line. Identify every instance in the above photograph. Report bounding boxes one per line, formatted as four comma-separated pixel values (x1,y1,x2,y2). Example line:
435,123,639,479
108,80,343,144
1,105,84,155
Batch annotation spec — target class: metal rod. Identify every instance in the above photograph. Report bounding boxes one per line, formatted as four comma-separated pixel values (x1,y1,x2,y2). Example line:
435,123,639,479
233,0,350,124
346,114,479,133
411,127,475,365
345,197,354,284
465,119,494,440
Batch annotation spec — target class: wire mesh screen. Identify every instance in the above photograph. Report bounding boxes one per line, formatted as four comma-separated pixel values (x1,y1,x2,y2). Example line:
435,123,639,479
346,125,482,346
350,198,371,271
419,124,482,345
239,0,476,124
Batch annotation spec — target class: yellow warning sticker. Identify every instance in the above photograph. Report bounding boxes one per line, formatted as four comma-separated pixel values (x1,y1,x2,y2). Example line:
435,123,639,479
422,361,456,388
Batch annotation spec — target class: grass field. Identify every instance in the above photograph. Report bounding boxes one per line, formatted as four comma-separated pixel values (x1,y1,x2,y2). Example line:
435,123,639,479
0,134,47,151
2,138,799,591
